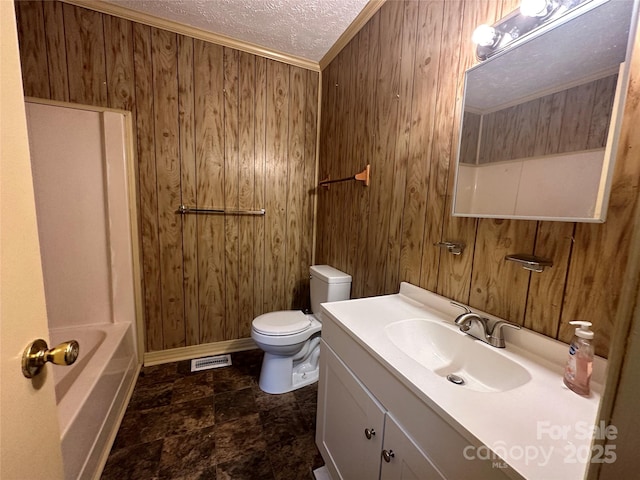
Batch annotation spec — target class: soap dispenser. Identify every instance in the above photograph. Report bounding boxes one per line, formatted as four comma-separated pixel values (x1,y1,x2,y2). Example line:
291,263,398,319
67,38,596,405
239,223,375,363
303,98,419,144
563,321,594,396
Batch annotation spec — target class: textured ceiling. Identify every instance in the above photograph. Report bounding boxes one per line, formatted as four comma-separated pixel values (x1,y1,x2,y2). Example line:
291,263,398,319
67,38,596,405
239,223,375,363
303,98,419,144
105,0,370,62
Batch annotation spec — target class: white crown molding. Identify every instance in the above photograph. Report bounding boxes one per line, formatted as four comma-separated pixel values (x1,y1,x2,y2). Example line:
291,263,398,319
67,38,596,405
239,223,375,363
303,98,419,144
319,0,386,71
62,0,321,72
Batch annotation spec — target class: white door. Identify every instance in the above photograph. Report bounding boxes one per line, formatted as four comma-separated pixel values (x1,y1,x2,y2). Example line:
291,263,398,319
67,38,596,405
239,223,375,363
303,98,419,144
0,2,65,479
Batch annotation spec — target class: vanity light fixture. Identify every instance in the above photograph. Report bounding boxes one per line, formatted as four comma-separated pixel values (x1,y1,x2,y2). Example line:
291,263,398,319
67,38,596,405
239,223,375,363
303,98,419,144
471,24,499,47
472,0,587,60
520,0,555,17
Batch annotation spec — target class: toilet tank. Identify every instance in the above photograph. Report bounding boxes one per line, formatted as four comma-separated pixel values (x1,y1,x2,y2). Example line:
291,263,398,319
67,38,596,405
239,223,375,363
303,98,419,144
309,265,352,315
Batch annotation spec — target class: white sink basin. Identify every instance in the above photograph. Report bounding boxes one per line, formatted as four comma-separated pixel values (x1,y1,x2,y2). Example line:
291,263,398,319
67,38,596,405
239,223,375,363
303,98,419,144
385,318,532,393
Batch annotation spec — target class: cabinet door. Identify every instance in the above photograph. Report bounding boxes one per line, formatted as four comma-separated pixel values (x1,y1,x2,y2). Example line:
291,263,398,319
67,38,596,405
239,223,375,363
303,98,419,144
380,414,445,480
317,341,386,480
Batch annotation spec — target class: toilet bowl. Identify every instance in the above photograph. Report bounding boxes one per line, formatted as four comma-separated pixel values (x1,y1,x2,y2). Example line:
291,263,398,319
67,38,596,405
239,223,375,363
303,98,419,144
251,265,351,394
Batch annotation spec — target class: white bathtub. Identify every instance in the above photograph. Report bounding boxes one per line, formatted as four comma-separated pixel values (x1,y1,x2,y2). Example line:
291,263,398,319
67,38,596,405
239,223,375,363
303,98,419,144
50,323,138,480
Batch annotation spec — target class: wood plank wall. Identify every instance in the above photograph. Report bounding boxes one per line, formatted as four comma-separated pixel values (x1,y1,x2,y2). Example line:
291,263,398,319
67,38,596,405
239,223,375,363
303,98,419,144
316,0,640,358
475,74,617,164
15,0,319,352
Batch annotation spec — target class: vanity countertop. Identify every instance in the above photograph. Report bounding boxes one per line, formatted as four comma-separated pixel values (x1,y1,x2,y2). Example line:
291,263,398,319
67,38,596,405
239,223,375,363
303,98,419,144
320,282,606,480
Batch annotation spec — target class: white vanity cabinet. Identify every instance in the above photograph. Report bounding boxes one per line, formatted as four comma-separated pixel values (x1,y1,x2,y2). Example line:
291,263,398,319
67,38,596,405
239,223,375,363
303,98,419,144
316,305,519,480
317,340,445,480
316,284,606,479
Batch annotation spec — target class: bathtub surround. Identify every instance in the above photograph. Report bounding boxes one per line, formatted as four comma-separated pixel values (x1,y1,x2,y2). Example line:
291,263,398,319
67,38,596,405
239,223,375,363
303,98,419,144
26,100,142,479
102,349,323,479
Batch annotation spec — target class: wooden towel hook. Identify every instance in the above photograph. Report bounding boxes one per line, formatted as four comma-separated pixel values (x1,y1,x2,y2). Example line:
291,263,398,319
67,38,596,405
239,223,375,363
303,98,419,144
319,164,370,189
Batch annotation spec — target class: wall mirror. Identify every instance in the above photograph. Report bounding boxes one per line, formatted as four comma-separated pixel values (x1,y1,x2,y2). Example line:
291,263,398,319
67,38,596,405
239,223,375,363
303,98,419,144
452,0,637,222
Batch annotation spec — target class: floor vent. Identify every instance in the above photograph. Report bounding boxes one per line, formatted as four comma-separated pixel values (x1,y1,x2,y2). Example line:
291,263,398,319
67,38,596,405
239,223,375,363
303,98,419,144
190,354,232,372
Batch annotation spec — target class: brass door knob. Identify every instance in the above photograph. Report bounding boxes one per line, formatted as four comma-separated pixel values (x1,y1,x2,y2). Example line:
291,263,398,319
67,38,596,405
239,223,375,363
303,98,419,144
22,338,79,378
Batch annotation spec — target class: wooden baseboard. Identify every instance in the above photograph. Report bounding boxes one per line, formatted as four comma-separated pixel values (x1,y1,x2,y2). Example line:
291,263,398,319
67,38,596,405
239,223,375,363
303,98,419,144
143,338,258,366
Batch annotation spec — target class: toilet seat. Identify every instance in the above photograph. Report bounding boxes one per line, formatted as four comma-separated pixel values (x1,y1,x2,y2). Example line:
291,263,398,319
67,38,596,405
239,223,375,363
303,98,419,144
252,311,311,336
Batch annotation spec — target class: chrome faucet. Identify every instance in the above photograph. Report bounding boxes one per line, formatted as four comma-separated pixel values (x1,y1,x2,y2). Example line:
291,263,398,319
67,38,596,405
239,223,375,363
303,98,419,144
450,302,520,348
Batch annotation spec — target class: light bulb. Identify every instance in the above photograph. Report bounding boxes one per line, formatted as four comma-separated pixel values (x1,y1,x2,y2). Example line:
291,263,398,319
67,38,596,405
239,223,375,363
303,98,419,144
472,24,498,47
520,0,550,17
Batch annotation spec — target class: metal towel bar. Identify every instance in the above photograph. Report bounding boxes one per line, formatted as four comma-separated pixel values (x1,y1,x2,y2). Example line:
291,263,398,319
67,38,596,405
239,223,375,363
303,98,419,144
177,205,265,216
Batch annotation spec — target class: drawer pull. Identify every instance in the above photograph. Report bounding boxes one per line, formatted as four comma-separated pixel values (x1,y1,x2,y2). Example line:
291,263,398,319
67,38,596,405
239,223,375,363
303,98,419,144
364,428,376,439
382,449,395,463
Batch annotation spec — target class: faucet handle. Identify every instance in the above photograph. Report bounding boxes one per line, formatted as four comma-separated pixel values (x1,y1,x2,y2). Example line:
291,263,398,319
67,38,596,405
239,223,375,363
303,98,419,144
492,320,521,332
450,301,472,314
489,321,521,347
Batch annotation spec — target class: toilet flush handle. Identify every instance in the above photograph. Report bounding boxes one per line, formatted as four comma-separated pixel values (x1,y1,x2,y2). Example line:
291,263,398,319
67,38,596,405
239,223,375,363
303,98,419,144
22,338,79,378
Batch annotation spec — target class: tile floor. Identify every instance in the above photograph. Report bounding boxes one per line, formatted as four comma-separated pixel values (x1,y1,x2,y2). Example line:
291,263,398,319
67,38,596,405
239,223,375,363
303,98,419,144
101,349,324,479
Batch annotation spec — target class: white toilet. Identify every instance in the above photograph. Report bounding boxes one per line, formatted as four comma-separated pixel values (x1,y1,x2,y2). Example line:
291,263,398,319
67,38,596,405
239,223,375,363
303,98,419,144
251,265,352,394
